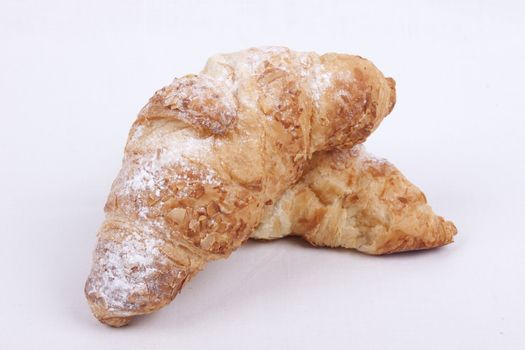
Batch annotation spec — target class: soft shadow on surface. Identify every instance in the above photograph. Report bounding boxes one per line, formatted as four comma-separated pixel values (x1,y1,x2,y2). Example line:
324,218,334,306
128,235,457,329
130,237,324,329
249,235,459,263
252,235,459,259
75,231,458,329
376,242,459,259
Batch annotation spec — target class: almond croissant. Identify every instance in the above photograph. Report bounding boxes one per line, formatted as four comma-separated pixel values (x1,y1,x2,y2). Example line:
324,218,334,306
85,47,396,326
252,145,457,254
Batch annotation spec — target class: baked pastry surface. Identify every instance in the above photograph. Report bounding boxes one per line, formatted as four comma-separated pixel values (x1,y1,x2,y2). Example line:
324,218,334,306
252,145,457,254
85,47,396,326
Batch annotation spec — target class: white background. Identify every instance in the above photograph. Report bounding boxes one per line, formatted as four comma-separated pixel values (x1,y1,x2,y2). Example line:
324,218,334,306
1,0,524,349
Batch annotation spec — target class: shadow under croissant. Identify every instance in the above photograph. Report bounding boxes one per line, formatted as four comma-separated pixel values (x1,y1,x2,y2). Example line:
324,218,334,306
117,236,456,328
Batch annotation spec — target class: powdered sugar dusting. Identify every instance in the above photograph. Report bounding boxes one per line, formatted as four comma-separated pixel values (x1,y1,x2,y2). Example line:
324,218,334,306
86,131,221,312
129,125,144,143
354,145,388,165
119,134,218,197
169,75,237,113
86,226,170,312
309,64,332,103
364,152,389,165
163,75,238,135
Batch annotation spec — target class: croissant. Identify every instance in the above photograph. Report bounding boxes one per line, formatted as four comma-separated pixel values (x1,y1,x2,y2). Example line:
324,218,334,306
85,47,396,326
252,145,457,254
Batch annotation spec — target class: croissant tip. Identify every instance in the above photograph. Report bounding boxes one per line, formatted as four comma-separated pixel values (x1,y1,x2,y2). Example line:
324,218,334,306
100,316,133,328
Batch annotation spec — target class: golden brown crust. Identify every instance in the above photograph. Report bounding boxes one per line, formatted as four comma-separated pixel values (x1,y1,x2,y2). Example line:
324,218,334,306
252,145,457,254
145,75,238,135
85,47,396,326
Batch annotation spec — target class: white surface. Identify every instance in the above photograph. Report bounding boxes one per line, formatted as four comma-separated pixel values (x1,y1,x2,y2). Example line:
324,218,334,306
1,0,524,348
